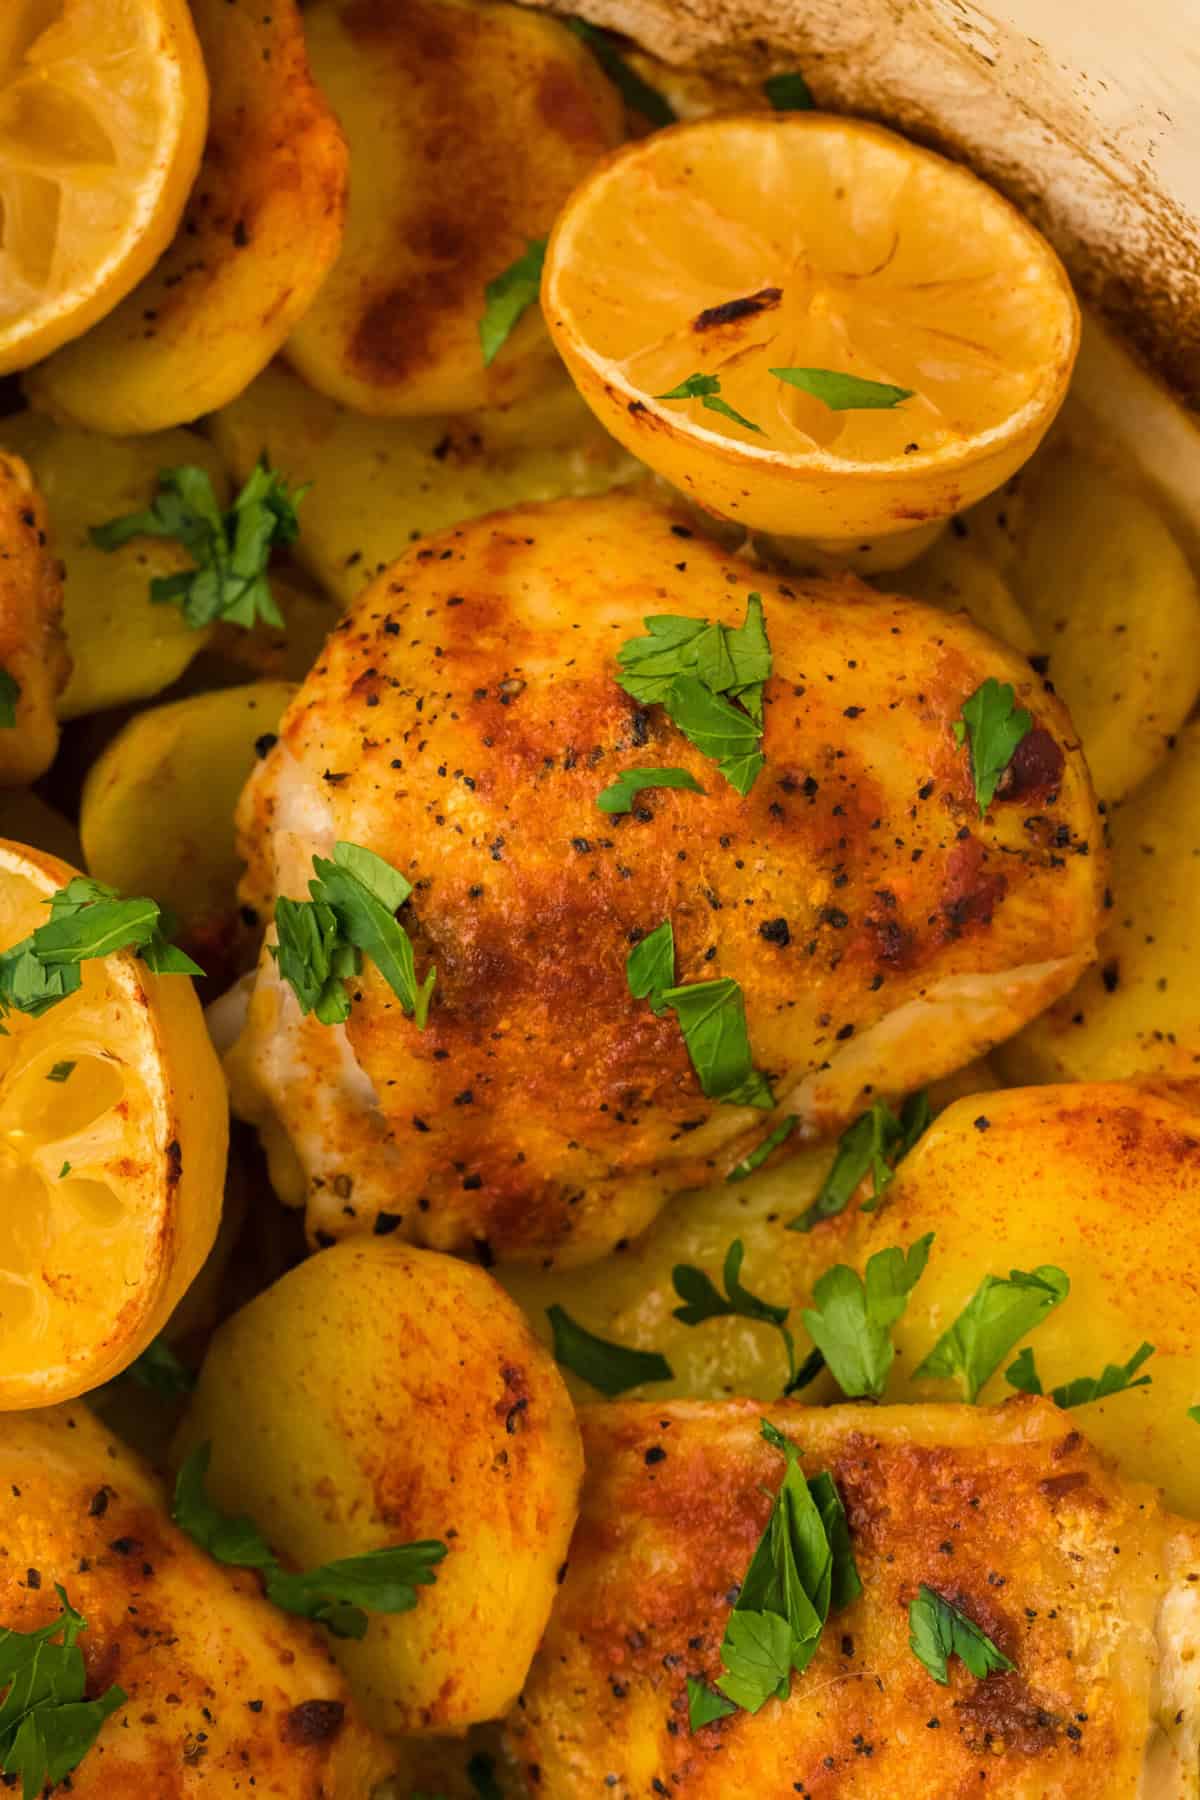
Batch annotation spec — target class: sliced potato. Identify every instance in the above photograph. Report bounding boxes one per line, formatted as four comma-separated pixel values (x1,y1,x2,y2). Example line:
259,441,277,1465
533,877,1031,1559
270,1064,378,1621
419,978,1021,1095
0,415,227,717
174,1239,584,1736
886,528,1039,655
0,1404,392,1796
285,0,623,415
0,450,68,782
996,720,1200,1084
26,0,348,433
209,360,639,605
207,568,338,682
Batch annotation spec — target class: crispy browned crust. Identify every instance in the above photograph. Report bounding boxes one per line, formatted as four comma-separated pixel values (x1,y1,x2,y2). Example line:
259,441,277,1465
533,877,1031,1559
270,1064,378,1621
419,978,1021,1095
0,453,68,784
509,1397,1180,1795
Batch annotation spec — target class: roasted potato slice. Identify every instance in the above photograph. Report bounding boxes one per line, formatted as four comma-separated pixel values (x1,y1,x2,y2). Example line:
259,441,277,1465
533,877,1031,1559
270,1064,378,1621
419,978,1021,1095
285,0,624,415
0,414,227,717
996,721,1200,1084
0,1403,392,1796
25,0,348,433
209,360,640,606
885,529,1038,656
174,1239,584,1736
0,450,68,782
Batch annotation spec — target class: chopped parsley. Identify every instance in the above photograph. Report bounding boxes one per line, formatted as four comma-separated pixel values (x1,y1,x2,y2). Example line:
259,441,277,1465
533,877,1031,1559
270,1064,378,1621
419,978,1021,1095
91,458,303,632
546,1304,673,1397
1190,1406,1200,1425
953,678,1033,814
790,1092,930,1231
0,1586,126,1799
596,766,704,814
625,918,676,1014
57,1163,70,1180
771,367,914,410
479,238,546,366
0,876,201,1024
764,70,814,110
727,1114,799,1182
45,1062,75,1084
0,670,18,729
173,1444,445,1639
909,1585,1014,1686
271,841,435,1029
673,1239,798,1387
656,373,764,435
1006,1339,1154,1409
912,1264,1069,1403
626,921,774,1107
802,1235,933,1400
126,1336,196,1397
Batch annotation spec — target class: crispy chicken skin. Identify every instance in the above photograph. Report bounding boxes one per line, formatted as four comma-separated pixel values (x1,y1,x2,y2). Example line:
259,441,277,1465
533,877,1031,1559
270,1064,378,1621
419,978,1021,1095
0,1405,392,1797
0,451,69,785
508,1398,1200,1798
228,493,1103,1264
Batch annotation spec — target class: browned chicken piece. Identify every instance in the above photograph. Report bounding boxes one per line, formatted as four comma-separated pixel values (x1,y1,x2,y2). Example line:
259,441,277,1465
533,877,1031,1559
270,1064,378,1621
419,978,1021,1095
226,492,1103,1265
509,1398,1200,1798
0,451,69,784
0,1404,393,1796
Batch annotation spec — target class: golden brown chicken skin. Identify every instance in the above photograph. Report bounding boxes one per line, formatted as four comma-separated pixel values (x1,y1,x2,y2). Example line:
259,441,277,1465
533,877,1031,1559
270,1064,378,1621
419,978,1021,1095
508,1398,1200,1798
228,492,1103,1264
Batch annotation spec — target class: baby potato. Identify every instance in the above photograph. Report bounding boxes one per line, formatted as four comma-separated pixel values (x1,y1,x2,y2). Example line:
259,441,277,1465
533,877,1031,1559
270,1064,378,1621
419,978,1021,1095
996,720,1200,1084
26,0,348,433
80,681,295,983
0,451,68,783
285,0,624,415
858,1082,1200,1513
174,1238,584,1736
0,415,227,717
207,568,339,682
886,530,1039,655
0,1404,392,1797
209,360,640,606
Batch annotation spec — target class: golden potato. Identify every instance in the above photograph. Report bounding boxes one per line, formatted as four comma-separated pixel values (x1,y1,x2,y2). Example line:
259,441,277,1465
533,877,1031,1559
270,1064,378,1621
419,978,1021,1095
856,1082,1200,1513
285,0,623,415
174,1238,584,1736
206,568,339,682
80,681,295,984
996,720,1200,1084
0,450,68,783
885,529,1038,655
0,1403,392,1796
0,415,227,717
209,359,640,606
26,0,348,433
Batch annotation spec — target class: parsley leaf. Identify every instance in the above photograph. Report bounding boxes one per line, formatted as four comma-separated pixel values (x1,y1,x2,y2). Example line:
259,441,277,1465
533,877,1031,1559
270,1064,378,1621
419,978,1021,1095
271,842,435,1029
546,1304,673,1397
1190,1406,1200,1425
91,459,303,632
665,676,765,796
802,1235,933,1400
764,70,814,110
771,367,914,410
953,678,1033,814
660,976,775,1109
172,1444,446,1639
45,1062,74,1083
625,918,675,1015
686,1677,737,1732
673,1238,795,1380
1005,1339,1154,1409
0,1585,125,1800
479,239,546,366
0,670,18,729
908,1585,1014,1686
564,17,675,124
596,766,705,814
126,1336,196,1397
727,1114,799,1182
913,1265,1069,1403
656,373,764,435
790,1092,930,1231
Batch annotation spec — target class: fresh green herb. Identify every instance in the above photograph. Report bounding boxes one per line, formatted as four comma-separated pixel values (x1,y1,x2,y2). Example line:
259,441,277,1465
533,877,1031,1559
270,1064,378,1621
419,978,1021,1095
466,1752,505,1800
626,923,774,1106
953,678,1033,814
656,373,764,436
1006,1340,1154,1409
172,1444,446,1639
764,70,814,110
0,670,18,730
694,1419,859,1722
91,459,303,632
913,1265,1069,1403
686,1677,737,1731
664,677,765,796
271,842,435,1029
771,367,914,410
565,17,675,125
0,876,202,1024
625,918,675,1015
1189,1406,1200,1425
803,1235,933,1400
126,1336,196,1397
908,1585,1015,1686
727,1114,799,1181
790,1092,929,1231
596,766,705,814
0,1585,126,1800
546,1304,673,1397
673,1238,796,1382
479,239,546,367
57,1163,70,1180
45,1062,75,1083
785,1346,827,1396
